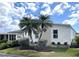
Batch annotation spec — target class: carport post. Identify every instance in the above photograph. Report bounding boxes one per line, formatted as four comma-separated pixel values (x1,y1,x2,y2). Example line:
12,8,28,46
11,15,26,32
8,34,10,41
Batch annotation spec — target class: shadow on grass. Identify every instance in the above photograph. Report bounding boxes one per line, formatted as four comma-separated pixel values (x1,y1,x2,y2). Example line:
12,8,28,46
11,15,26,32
35,47,69,52
74,53,79,57
15,46,69,52
51,48,68,52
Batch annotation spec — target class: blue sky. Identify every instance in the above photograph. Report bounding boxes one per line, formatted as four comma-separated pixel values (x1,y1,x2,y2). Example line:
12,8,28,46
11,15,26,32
0,2,79,33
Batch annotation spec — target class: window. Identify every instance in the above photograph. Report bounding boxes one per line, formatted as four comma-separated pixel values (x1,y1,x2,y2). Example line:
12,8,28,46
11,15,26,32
53,30,58,38
52,42,55,45
64,42,68,45
57,42,61,45
9,35,16,40
34,42,38,44
12,35,16,40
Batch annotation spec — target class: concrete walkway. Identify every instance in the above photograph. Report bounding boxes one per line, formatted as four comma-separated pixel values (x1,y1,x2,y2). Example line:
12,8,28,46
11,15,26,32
0,53,26,57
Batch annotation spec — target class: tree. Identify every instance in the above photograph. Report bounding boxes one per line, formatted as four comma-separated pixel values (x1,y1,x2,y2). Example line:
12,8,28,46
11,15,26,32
19,17,39,43
38,15,53,41
75,36,79,44
19,15,53,43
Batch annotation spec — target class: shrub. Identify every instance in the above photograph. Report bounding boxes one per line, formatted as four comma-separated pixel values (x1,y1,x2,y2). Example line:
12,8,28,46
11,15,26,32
0,40,20,50
0,40,7,44
38,40,47,47
6,41,12,48
0,43,8,50
37,40,47,50
7,40,20,48
75,36,79,44
19,38,30,49
11,40,20,47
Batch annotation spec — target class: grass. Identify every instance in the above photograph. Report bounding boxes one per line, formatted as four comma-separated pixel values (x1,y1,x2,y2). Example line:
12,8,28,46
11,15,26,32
0,48,79,57
0,48,40,57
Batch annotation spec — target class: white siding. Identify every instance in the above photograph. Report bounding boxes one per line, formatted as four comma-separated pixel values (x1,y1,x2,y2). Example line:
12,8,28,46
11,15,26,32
41,24,76,46
16,33,23,40
13,24,76,46
22,31,38,42
41,28,51,46
52,25,71,45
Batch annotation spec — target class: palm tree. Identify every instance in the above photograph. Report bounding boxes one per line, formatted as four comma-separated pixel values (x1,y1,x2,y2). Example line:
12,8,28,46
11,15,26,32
38,15,53,41
19,15,53,43
19,17,39,43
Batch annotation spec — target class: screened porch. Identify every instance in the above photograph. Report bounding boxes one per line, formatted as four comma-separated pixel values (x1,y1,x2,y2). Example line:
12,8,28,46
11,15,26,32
0,33,17,41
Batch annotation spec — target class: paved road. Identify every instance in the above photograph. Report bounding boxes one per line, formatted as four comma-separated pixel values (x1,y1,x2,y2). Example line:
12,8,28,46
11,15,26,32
0,53,26,57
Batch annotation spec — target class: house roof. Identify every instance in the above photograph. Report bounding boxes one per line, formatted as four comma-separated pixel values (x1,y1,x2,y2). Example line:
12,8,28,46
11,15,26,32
53,23,70,26
0,32,18,34
52,23,77,33
7,24,77,33
8,30,22,33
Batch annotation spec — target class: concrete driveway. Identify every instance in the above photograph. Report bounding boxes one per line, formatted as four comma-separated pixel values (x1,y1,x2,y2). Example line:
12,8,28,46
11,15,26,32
0,53,26,57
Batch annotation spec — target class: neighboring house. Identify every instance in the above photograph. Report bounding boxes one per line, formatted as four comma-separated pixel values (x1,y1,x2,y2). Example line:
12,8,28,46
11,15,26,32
0,24,77,46
0,33,17,41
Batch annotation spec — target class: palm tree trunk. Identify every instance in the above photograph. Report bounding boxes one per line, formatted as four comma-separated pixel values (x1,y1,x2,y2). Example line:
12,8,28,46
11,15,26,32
39,31,43,41
30,35,33,43
28,32,33,43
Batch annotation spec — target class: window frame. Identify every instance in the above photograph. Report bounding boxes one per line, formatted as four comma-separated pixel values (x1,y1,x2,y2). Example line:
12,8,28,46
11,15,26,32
53,29,58,39
52,42,55,45
57,42,61,45
64,42,68,45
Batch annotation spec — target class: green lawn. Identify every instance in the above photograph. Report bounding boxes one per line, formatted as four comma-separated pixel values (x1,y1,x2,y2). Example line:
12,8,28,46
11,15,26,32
0,48,79,57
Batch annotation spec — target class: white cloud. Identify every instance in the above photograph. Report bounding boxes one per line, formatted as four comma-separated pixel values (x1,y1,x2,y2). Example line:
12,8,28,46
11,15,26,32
0,16,20,32
41,3,50,8
0,16,11,27
63,18,78,25
69,10,79,18
52,3,64,15
0,2,24,32
30,14,38,19
52,2,71,15
5,24,20,32
23,13,39,19
7,21,20,31
43,1,54,4
70,4,79,11
40,3,52,15
0,2,74,32
69,14,79,18
70,6,76,11
75,4,79,10
27,3,37,12
62,2,71,9
63,8,79,26
0,2,40,32
0,2,13,16
11,20,20,25
11,7,26,18
44,2,54,4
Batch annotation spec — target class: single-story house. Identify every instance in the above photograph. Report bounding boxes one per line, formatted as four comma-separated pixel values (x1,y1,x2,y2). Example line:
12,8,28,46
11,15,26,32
0,24,77,46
